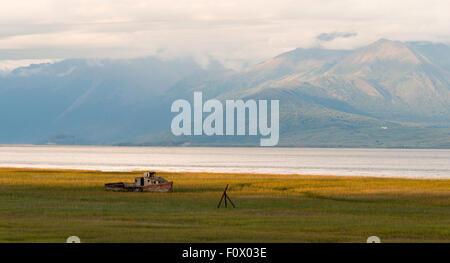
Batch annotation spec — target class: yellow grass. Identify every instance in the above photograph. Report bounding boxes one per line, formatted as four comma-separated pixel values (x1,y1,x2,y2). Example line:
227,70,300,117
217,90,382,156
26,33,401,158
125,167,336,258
0,167,449,242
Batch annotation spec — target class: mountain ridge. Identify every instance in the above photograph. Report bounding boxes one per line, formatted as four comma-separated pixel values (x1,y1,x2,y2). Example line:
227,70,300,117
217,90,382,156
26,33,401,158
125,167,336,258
0,39,449,147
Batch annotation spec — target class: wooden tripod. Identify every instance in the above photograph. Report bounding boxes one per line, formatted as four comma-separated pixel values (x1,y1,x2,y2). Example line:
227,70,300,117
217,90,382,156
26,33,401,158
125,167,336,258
217,184,235,208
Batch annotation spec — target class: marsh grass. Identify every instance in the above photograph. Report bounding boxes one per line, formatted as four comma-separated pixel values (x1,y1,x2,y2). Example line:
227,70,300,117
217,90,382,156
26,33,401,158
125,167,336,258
0,168,449,242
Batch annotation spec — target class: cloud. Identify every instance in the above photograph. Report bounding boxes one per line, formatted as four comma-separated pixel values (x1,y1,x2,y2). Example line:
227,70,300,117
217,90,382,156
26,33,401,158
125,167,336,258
316,32,358,42
0,59,57,72
0,0,448,68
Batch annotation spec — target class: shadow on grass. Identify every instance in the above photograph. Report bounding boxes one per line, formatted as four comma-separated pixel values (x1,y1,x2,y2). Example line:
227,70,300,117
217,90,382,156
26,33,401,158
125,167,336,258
302,191,391,203
173,186,224,193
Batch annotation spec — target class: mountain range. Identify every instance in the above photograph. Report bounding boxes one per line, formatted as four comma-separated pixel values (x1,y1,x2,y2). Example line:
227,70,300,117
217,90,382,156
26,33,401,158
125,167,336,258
0,39,449,148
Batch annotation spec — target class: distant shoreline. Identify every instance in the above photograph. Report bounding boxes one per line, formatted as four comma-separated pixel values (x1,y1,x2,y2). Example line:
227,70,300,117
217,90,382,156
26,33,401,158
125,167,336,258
1,144,450,150
0,167,448,181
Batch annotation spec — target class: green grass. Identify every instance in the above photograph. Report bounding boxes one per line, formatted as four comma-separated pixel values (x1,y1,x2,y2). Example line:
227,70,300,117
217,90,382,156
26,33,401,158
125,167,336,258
0,168,449,243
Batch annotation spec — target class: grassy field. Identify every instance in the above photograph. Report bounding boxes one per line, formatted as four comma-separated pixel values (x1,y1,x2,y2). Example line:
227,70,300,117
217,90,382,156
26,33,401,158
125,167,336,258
0,167,449,243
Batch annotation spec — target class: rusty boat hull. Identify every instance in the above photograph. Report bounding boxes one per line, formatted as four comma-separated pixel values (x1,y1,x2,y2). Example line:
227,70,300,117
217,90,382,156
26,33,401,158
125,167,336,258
105,182,173,192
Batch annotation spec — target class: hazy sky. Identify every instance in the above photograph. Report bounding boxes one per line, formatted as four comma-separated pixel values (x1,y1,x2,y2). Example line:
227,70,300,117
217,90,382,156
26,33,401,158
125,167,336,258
0,0,449,69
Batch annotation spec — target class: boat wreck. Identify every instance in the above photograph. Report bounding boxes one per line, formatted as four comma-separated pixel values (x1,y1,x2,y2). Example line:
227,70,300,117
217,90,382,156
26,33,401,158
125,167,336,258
105,171,173,192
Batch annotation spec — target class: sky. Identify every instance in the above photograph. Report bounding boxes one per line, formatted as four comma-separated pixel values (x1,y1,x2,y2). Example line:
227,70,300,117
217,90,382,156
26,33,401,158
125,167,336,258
0,0,449,69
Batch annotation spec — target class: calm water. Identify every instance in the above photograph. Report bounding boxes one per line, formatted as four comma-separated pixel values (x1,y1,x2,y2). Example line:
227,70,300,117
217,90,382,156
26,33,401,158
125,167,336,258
0,146,449,178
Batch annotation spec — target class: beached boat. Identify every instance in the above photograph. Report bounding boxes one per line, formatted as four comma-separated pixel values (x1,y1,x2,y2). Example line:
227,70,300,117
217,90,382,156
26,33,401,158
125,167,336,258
105,171,173,192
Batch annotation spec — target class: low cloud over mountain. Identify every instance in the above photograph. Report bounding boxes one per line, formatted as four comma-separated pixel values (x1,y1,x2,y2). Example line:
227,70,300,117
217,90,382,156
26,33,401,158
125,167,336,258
316,32,358,42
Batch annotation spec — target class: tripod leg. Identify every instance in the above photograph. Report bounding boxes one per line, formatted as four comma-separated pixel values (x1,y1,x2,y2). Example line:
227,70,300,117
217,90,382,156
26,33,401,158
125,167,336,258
217,185,229,208
226,195,236,208
225,194,228,208
217,192,225,208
